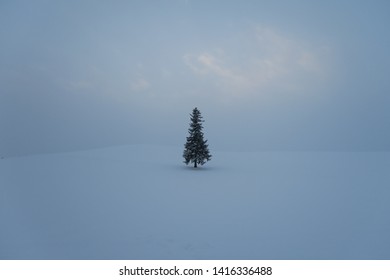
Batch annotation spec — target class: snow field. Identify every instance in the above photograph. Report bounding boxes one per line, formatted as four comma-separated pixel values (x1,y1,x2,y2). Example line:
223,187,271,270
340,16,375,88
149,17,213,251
1,145,389,259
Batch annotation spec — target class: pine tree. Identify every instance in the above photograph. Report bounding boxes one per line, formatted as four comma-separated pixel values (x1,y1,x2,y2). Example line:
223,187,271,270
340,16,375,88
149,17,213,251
183,107,212,168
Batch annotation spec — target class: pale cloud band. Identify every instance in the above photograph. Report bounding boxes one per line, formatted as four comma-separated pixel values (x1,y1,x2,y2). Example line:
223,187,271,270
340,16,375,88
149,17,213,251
183,27,331,96
130,77,151,92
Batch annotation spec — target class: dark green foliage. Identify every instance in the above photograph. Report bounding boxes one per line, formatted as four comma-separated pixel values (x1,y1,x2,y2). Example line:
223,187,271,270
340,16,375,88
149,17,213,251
183,107,212,168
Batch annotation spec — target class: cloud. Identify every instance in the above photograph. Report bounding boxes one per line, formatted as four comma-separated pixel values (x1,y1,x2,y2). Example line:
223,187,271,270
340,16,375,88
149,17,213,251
69,80,94,92
130,77,150,92
183,26,331,95
184,53,249,89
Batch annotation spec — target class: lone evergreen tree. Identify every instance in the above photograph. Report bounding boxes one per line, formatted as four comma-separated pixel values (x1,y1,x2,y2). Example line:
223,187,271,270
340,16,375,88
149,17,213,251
183,107,212,168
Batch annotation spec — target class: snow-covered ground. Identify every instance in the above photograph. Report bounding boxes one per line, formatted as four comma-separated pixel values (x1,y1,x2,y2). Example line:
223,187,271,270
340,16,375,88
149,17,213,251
1,145,389,259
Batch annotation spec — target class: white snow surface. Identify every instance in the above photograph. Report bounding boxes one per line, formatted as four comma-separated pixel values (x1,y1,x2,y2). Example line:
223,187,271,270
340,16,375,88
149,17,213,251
1,145,389,259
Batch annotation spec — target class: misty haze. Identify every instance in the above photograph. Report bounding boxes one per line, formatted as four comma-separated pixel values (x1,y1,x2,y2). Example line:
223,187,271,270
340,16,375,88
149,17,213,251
1,0,389,259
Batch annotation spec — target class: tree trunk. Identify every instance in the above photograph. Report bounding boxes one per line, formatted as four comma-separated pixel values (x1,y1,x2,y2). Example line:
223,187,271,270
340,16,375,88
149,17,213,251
194,161,197,168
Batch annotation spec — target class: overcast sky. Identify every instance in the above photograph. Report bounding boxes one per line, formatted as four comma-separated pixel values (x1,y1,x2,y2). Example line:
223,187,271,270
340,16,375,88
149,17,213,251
1,0,389,156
